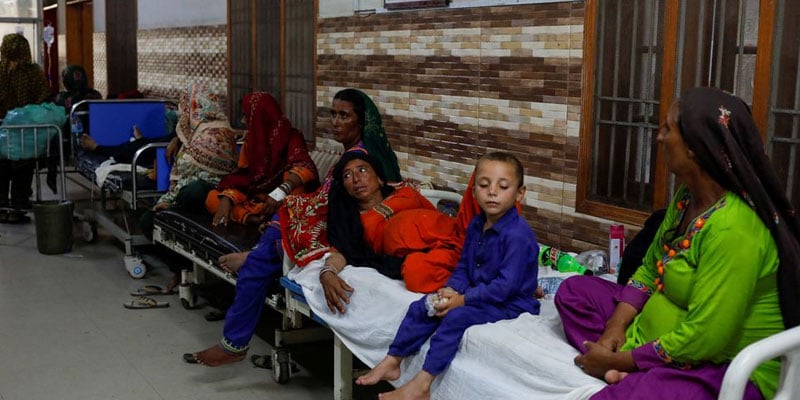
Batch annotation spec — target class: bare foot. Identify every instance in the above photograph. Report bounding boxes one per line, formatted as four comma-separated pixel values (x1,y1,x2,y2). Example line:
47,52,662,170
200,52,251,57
191,345,245,367
219,251,250,274
604,369,629,384
164,273,180,293
379,371,434,400
132,125,142,139
79,134,97,151
356,355,403,386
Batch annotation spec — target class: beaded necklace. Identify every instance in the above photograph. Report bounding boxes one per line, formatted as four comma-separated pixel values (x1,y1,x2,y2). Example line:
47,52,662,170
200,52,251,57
654,192,727,292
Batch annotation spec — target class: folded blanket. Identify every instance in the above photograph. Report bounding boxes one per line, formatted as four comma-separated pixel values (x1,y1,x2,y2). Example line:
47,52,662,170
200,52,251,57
288,257,606,399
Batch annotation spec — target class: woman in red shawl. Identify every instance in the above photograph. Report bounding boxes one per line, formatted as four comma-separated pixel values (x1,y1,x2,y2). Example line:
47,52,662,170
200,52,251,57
205,92,318,226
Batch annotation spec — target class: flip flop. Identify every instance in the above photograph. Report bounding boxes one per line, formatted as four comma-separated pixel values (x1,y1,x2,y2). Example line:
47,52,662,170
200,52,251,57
130,284,175,296
183,353,200,364
124,296,169,309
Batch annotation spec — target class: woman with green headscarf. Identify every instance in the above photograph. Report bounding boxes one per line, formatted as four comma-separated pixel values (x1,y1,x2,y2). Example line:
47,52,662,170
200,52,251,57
0,33,50,223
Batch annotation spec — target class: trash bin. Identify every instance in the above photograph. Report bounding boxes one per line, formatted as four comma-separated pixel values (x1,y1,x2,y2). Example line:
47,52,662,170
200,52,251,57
33,200,74,255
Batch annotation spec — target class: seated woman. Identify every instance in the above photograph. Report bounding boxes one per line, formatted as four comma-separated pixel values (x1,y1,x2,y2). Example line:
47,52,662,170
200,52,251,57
187,88,402,366
555,87,800,400
205,92,318,227
320,152,462,313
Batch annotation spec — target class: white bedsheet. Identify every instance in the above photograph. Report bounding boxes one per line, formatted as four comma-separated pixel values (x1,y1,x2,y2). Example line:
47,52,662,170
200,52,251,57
288,257,606,400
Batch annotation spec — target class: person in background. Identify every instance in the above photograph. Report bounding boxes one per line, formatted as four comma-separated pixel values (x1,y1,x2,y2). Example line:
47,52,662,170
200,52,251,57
0,33,50,224
556,87,800,400
205,92,318,227
355,151,539,399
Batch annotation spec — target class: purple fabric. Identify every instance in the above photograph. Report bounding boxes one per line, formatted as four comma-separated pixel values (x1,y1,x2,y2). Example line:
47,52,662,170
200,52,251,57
615,284,650,311
555,275,764,400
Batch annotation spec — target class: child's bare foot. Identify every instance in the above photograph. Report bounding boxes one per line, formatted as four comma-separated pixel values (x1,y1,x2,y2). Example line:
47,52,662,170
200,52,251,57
356,355,402,385
378,371,434,400
79,134,97,151
604,369,629,384
187,345,245,366
219,251,250,274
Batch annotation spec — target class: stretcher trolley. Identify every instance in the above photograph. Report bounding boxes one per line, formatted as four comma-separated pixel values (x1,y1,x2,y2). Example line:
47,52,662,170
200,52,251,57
69,99,177,278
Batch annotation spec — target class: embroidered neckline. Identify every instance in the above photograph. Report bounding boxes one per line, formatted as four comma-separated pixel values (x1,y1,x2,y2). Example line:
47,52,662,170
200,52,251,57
654,192,727,292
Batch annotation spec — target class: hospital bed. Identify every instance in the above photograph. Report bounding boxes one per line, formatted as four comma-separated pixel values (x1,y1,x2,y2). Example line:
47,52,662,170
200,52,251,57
150,148,463,398
69,99,177,278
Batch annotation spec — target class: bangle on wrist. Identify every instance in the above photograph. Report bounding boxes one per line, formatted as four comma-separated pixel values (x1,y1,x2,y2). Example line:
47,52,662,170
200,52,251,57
268,186,287,202
279,181,293,194
319,266,337,278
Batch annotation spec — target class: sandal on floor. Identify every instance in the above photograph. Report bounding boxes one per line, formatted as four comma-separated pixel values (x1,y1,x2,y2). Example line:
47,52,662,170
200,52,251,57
204,309,226,322
250,354,272,369
123,296,169,309
183,353,200,364
130,284,176,296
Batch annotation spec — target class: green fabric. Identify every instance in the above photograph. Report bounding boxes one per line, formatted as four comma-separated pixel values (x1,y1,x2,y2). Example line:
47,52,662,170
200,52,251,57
0,34,50,118
624,186,783,398
356,90,402,182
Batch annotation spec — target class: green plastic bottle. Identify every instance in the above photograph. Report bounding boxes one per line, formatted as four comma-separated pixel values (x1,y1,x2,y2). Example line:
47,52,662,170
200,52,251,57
538,245,593,275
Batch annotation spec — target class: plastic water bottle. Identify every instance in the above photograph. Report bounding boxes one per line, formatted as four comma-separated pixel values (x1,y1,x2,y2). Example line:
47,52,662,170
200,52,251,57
71,114,83,136
538,245,592,275
424,293,440,317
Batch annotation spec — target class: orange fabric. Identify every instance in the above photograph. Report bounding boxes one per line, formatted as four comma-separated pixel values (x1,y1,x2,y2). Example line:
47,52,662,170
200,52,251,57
206,165,317,224
361,187,462,293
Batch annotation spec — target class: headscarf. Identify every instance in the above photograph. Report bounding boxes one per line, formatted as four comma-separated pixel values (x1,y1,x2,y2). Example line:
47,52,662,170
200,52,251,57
240,92,317,191
328,151,397,269
356,90,402,183
679,87,800,328
175,84,237,175
280,90,402,266
53,65,101,112
0,34,49,118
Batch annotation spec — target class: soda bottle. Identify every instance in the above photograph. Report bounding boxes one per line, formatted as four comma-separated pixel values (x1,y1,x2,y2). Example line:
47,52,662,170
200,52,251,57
538,245,592,275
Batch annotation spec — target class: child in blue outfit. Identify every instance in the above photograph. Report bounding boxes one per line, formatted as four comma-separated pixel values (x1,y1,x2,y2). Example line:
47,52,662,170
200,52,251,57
356,151,540,400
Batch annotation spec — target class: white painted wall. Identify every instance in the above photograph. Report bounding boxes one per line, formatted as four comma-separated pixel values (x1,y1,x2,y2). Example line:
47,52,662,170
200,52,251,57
137,0,226,29
93,0,105,32
320,0,567,18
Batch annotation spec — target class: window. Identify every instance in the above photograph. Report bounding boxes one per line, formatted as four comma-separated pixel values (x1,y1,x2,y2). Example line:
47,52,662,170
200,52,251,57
578,0,797,224
227,0,316,140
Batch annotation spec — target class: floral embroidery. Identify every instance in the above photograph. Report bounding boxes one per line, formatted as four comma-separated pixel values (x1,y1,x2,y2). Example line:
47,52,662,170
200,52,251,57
718,106,731,127
654,339,691,370
373,203,394,220
628,279,653,296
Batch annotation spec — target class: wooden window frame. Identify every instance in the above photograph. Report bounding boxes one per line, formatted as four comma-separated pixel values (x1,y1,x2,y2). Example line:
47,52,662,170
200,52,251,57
578,0,777,225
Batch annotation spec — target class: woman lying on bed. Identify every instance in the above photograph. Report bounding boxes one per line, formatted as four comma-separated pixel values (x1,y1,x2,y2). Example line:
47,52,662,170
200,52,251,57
320,152,463,313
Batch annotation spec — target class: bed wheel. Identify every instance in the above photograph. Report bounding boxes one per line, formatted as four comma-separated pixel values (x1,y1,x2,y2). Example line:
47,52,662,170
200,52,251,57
81,221,98,243
124,255,147,279
271,348,291,384
179,283,197,309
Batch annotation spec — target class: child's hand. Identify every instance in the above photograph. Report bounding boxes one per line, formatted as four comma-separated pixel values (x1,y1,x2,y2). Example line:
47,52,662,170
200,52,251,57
435,292,464,317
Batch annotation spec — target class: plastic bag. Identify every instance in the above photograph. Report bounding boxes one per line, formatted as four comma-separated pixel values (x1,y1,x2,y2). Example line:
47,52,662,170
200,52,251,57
574,250,610,275
0,103,67,160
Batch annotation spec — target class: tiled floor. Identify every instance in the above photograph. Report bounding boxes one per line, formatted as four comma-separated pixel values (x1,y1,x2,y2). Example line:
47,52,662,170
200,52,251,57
0,181,335,400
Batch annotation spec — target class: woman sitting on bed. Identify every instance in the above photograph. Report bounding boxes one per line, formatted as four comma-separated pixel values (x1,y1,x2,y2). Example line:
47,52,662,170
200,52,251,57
205,92,318,226
320,152,462,313
556,87,800,400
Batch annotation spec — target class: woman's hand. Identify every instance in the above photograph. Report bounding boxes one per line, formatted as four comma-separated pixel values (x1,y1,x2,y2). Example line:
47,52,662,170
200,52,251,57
573,342,635,380
213,197,233,226
261,197,281,219
597,324,627,352
166,137,181,164
320,271,353,314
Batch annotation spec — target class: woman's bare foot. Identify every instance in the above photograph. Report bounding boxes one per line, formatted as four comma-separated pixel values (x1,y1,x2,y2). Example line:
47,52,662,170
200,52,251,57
164,273,180,293
604,369,629,384
79,134,97,151
356,355,403,385
219,251,250,274
379,371,434,400
190,345,245,367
